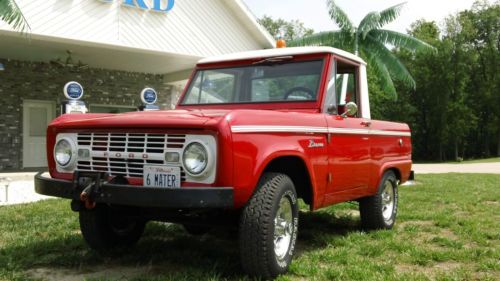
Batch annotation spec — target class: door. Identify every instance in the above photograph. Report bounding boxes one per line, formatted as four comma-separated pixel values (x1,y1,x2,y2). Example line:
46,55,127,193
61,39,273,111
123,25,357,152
23,100,55,168
326,116,371,194
324,62,371,199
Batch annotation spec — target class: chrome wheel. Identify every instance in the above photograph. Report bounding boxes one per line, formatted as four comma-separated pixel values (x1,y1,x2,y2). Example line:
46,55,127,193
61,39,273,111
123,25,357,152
274,196,293,260
381,181,395,221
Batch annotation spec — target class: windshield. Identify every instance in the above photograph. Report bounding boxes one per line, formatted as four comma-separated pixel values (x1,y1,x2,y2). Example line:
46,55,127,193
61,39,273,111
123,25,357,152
181,60,324,105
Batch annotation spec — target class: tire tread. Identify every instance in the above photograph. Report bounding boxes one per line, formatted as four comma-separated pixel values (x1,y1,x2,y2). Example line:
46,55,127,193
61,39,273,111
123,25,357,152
359,171,397,230
239,173,295,279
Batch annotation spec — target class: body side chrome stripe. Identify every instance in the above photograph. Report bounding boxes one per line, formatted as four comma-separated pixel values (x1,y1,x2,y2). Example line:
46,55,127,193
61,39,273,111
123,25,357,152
230,126,411,137
231,126,328,133
370,130,412,137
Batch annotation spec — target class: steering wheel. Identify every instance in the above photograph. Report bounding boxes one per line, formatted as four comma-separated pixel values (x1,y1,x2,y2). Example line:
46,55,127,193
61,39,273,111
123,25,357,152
283,86,315,100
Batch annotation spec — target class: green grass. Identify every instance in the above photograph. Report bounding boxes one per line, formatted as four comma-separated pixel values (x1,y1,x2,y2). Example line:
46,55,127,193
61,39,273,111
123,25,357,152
1,174,499,281
453,157,500,164
416,157,500,164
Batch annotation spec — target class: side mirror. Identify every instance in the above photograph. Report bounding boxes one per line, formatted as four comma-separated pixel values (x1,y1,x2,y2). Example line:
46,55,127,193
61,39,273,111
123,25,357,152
341,102,358,118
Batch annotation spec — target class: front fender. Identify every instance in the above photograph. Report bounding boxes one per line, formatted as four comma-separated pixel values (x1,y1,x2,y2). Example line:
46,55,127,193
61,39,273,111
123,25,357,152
231,133,328,209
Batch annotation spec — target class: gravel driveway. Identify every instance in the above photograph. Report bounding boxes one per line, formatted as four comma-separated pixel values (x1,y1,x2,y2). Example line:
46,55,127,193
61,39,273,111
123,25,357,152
413,162,500,174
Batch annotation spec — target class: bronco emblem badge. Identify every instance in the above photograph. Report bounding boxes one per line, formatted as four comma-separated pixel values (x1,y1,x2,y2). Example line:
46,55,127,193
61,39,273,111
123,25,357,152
308,140,324,148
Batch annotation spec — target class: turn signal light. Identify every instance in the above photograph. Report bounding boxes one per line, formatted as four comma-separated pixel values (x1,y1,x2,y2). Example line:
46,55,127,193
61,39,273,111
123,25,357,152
165,152,180,163
276,39,286,48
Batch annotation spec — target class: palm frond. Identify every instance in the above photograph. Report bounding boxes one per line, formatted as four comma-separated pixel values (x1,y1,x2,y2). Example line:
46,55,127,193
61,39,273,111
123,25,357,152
0,0,30,33
326,0,354,32
288,30,353,50
358,11,381,39
363,35,416,89
361,48,397,98
370,29,436,53
378,2,406,27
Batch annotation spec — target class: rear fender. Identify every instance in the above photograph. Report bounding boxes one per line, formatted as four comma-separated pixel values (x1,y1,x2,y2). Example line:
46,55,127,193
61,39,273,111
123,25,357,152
374,160,412,191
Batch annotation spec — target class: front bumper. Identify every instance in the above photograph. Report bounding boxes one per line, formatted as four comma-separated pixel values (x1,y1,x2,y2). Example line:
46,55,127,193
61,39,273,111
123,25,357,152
34,172,234,209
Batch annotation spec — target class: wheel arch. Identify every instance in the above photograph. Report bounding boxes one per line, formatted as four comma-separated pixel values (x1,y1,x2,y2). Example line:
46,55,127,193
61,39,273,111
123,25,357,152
386,167,401,182
375,162,405,190
259,154,315,209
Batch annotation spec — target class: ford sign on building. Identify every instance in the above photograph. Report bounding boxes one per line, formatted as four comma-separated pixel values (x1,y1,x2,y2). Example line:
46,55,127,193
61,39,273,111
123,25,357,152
0,0,274,170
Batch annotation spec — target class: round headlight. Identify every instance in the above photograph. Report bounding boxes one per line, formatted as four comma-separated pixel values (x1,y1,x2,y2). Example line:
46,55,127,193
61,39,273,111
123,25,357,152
182,142,208,175
55,139,73,166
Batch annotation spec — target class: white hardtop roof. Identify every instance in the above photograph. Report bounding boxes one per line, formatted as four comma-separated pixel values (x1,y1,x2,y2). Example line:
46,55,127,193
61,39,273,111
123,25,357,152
198,46,366,65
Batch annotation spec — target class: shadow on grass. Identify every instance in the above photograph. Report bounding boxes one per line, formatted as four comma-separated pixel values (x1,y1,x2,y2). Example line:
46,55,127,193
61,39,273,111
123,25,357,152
2,210,362,280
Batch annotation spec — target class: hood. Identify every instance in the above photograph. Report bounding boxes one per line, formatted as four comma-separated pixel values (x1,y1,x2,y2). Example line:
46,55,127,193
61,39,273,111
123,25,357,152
49,109,231,130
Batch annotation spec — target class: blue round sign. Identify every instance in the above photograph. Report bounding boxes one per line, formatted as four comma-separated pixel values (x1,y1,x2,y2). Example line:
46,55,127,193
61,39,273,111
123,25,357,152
63,81,84,100
141,88,157,104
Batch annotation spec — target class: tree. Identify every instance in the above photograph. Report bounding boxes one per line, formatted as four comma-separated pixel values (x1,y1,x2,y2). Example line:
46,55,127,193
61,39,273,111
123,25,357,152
258,15,314,42
289,1,434,98
457,1,500,157
0,0,30,32
386,0,499,161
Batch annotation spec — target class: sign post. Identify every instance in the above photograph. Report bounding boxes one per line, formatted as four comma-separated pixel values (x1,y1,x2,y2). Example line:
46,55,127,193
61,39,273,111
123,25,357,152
138,87,160,111
61,81,88,114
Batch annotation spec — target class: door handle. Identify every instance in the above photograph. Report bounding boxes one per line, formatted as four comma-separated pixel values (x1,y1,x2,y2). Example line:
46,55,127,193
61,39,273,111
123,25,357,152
361,121,371,127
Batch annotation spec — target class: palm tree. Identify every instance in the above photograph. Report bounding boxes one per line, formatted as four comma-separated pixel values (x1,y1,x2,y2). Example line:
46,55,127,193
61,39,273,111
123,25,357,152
289,1,434,98
0,0,30,33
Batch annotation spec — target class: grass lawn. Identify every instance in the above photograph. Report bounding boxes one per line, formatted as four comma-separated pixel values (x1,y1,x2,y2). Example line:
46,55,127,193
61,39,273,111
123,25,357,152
0,174,499,281
453,157,500,164
416,157,500,164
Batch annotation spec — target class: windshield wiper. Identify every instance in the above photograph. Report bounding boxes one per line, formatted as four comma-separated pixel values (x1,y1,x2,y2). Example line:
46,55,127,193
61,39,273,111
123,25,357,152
252,56,294,65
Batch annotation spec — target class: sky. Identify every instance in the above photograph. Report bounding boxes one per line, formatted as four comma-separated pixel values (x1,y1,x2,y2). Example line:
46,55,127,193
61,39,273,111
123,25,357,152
242,0,478,35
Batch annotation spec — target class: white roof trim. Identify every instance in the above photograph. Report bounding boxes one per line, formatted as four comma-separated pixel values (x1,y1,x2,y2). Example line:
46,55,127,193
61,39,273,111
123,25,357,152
198,46,366,65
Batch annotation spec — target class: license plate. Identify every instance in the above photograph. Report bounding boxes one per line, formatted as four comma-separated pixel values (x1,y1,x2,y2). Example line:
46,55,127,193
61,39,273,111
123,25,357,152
143,165,181,188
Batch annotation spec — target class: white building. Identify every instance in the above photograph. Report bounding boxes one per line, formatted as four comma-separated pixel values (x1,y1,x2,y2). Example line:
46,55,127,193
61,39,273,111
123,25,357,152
0,0,274,169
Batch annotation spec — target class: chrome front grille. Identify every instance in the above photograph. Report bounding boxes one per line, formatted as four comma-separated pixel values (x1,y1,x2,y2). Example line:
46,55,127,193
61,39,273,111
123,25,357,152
76,133,186,179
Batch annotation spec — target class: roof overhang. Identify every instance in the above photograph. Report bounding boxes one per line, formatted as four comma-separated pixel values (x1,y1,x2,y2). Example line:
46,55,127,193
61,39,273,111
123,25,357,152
0,30,202,74
225,0,275,48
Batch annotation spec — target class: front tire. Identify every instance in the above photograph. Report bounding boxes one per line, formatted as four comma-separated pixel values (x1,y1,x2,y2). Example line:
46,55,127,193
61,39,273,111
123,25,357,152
79,204,146,251
359,171,398,230
239,173,299,279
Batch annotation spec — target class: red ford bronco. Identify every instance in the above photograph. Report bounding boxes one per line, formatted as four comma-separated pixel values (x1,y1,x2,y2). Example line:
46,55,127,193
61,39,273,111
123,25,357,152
36,46,412,279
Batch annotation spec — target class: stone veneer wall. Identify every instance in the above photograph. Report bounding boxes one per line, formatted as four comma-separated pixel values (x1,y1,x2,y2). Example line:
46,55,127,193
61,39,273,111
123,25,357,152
0,58,173,170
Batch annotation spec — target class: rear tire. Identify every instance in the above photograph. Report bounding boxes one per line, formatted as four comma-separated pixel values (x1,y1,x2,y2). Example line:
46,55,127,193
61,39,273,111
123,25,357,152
359,171,398,230
239,173,299,279
79,204,146,251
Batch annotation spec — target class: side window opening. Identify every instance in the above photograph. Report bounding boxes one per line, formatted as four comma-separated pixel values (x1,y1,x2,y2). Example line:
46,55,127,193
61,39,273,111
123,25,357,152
336,60,359,116
336,73,357,105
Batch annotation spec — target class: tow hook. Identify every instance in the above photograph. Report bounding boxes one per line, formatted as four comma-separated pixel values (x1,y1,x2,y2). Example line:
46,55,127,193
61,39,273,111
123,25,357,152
73,171,107,210
79,183,96,209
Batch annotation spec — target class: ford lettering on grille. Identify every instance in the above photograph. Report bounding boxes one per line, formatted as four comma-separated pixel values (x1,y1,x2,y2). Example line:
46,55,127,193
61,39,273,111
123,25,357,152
76,133,186,180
